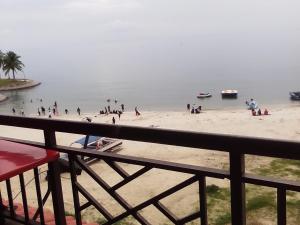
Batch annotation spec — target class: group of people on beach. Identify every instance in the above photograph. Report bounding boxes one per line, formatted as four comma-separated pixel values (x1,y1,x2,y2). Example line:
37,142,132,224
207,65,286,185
187,103,202,114
99,104,124,115
246,98,270,116
11,98,128,118
251,108,269,116
11,98,144,126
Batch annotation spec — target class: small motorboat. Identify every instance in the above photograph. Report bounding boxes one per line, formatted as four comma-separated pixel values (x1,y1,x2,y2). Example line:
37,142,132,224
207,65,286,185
290,92,300,100
197,93,212,98
221,90,238,98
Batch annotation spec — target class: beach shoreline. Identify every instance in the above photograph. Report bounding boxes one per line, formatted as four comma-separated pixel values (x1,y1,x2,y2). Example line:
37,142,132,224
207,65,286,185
12,103,298,142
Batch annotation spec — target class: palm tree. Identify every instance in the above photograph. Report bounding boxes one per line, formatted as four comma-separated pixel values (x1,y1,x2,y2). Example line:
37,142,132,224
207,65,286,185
3,51,24,79
0,50,4,79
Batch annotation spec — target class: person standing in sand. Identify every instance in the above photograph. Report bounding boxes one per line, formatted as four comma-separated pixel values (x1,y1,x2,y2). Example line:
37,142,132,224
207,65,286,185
135,107,141,116
112,117,116,124
77,107,81,116
41,107,45,115
117,111,121,120
121,104,124,112
54,101,58,116
65,109,68,115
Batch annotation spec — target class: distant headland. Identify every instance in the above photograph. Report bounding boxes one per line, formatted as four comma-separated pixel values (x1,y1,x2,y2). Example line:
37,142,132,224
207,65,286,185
0,79,41,91
0,50,40,102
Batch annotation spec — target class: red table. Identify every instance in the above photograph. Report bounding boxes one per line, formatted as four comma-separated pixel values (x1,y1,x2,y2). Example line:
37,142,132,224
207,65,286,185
0,140,59,182
0,140,65,225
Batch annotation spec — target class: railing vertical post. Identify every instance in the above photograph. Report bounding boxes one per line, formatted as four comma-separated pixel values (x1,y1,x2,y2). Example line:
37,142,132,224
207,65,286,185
68,155,82,225
19,173,29,223
6,179,15,218
0,190,5,224
199,176,207,225
44,130,66,225
34,168,45,224
230,152,246,225
277,188,286,225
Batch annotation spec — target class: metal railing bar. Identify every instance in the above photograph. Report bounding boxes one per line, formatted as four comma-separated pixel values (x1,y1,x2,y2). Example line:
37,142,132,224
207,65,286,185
5,179,15,218
19,173,30,223
108,176,198,224
1,115,300,159
230,153,246,225
243,173,300,192
31,185,51,223
75,158,111,190
76,182,114,221
65,146,229,179
199,176,208,225
104,160,130,178
178,211,200,224
44,129,67,225
69,155,83,225
75,158,150,225
79,202,92,211
277,188,286,225
0,116,299,225
33,168,45,225
40,188,51,211
153,202,178,224
111,166,152,191
0,189,4,224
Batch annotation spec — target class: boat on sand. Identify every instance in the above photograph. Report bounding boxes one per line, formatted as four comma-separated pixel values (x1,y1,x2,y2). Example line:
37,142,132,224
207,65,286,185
57,135,122,174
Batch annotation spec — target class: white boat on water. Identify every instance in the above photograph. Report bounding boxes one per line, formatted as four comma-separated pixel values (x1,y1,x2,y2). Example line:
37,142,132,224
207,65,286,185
221,90,238,98
197,93,212,98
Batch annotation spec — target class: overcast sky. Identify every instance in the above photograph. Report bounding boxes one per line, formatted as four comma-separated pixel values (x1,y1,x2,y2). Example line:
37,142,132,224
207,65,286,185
1,0,300,82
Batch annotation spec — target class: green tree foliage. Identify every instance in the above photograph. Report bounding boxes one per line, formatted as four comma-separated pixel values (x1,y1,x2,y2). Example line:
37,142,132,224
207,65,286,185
1,51,24,79
0,50,4,79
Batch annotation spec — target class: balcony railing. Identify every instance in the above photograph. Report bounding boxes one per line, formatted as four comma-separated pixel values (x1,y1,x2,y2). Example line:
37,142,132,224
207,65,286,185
0,115,300,225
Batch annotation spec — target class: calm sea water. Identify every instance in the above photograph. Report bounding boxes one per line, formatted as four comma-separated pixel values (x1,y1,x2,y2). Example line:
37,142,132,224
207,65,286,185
1,0,300,115
0,72,299,115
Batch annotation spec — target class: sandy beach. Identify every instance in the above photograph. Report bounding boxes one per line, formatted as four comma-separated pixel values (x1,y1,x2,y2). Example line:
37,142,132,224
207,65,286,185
1,104,300,224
